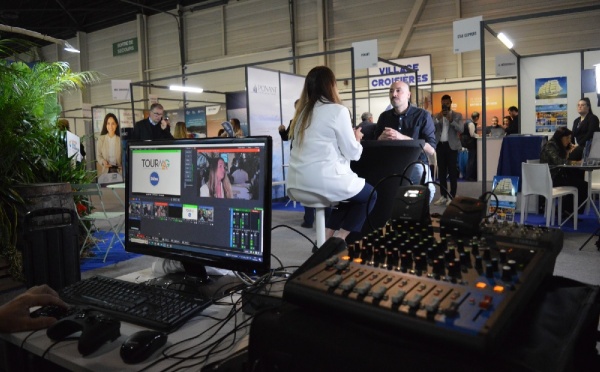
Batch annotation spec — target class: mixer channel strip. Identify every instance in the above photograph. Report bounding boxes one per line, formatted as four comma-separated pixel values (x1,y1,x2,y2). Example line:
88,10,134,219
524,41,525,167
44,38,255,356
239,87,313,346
284,219,563,351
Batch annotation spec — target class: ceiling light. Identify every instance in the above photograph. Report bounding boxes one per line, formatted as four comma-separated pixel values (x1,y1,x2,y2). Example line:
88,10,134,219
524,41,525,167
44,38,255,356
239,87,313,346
63,41,80,53
169,85,204,93
497,32,514,50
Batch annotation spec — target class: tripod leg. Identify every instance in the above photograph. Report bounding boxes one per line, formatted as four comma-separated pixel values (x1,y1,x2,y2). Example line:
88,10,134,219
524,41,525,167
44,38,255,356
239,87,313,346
579,226,600,251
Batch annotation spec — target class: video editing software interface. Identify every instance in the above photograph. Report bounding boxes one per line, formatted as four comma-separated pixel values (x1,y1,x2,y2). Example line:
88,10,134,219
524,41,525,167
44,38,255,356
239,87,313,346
125,138,271,272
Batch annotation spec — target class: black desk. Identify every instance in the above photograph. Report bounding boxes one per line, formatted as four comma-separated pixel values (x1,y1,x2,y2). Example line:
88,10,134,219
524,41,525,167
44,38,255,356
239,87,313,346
0,270,249,371
350,140,424,234
497,135,547,191
249,276,600,372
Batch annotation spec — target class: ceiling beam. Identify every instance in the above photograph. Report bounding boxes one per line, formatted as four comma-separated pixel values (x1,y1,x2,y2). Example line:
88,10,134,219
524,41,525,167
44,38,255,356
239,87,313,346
390,0,427,58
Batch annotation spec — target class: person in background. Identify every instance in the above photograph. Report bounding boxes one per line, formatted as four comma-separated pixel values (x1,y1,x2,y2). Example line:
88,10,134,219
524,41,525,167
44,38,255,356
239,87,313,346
279,99,326,228
506,106,519,135
57,118,86,161
173,121,189,139
131,103,173,140
221,118,244,138
200,157,233,198
540,126,587,218
374,81,437,203
462,111,478,181
570,97,600,161
356,112,376,140
288,66,376,242
232,166,249,184
502,116,513,131
433,94,464,206
96,113,122,174
0,284,67,333
490,116,501,128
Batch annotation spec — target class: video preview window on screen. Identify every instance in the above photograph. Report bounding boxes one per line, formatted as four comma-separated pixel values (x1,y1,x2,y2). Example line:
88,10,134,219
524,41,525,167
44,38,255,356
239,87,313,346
128,143,265,262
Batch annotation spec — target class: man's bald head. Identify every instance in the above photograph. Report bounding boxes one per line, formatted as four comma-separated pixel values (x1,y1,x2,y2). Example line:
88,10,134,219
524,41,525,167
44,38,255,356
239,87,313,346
389,81,411,113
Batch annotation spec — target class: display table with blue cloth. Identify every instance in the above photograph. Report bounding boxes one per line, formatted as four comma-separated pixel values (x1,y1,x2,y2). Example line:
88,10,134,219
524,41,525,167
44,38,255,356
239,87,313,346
496,135,548,191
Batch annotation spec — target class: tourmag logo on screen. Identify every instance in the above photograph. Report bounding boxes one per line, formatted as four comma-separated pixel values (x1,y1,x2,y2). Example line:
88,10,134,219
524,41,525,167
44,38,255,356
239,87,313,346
132,149,181,196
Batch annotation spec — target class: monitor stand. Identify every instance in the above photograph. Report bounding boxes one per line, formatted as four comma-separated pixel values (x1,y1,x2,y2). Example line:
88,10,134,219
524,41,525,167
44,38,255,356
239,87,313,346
145,261,244,298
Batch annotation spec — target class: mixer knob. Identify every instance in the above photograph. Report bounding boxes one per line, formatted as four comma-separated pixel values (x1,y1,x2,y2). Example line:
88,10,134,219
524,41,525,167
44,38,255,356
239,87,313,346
471,242,479,256
426,247,435,260
425,297,441,313
499,249,507,264
459,252,470,266
392,248,400,262
347,243,356,258
414,256,427,271
338,278,357,291
371,285,387,300
474,256,483,270
457,239,465,253
481,248,492,261
491,257,499,272
445,301,460,317
501,265,513,281
354,281,372,296
406,293,424,309
485,263,494,278
325,275,343,288
391,290,407,304
432,259,444,276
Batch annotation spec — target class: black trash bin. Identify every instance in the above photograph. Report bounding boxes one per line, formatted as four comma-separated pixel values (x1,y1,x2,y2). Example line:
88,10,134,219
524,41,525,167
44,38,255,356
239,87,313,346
20,207,81,291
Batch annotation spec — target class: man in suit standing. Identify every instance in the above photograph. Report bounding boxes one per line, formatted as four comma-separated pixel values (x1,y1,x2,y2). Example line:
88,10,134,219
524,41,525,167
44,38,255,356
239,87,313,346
506,106,519,135
132,103,173,140
433,94,464,206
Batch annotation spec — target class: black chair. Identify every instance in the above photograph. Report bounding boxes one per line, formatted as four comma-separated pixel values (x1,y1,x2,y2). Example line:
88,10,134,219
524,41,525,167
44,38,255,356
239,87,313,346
350,140,425,235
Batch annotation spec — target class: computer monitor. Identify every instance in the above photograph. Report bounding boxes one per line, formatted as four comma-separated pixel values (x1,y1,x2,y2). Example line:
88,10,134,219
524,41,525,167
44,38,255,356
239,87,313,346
125,136,272,289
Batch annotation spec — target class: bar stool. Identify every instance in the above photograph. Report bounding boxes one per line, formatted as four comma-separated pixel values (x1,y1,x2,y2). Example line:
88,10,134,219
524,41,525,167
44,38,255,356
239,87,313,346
287,188,337,247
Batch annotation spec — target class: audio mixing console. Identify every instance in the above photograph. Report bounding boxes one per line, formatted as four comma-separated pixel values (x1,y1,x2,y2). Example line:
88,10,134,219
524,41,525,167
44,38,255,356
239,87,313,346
283,218,563,351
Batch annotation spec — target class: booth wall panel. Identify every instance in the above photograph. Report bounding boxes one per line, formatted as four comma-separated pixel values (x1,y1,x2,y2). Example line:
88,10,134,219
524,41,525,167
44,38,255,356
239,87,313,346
86,21,139,106
185,8,224,63
225,0,290,55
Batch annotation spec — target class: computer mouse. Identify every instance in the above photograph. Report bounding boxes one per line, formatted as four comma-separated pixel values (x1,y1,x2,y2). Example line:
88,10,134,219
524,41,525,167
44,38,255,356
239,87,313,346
120,330,168,364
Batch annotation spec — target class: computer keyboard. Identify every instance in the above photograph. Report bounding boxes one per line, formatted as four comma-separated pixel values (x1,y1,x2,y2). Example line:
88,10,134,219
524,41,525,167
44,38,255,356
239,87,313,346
59,276,212,332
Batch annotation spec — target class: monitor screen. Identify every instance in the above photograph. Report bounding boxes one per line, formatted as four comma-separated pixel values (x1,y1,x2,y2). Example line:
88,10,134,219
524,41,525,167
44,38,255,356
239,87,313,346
125,136,272,282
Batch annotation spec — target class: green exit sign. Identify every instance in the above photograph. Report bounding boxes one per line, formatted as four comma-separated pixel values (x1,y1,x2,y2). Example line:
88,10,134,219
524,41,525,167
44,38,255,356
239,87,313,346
113,38,138,56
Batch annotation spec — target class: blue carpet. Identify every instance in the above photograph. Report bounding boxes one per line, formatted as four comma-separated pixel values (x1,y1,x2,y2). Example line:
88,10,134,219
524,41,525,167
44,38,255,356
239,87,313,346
272,200,304,212
272,200,599,234
515,211,599,234
80,231,140,272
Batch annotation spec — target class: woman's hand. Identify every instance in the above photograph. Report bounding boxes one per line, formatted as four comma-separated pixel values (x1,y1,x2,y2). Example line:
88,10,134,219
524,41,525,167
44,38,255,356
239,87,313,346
354,127,363,141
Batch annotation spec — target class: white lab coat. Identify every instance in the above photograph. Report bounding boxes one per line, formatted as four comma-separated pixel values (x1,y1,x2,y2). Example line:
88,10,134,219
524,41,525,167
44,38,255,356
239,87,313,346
288,101,364,202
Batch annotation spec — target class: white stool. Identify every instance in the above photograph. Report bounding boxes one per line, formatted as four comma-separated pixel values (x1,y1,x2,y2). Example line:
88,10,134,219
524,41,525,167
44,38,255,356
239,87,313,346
287,188,337,247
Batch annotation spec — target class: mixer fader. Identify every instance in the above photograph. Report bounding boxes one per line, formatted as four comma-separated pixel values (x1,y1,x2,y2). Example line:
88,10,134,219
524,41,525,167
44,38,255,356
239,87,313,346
284,218,563,351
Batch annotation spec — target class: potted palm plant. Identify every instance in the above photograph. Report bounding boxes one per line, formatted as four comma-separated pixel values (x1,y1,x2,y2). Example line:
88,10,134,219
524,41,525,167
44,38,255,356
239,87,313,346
0,39,98,280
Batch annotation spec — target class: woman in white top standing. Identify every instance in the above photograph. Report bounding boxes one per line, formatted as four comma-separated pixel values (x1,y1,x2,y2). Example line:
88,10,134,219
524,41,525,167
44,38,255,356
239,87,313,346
96,113,122,174
288,66,377,241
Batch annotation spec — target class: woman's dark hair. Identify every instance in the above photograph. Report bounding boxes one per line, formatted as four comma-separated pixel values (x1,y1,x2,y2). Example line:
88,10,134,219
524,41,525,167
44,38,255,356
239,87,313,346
551,126,572,143
101,113,120,136
580,97,593,114
289,66,342,147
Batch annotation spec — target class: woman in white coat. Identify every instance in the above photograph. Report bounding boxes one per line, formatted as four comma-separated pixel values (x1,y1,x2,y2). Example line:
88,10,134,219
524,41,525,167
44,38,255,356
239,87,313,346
288,66,376,241
96,113,122,174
